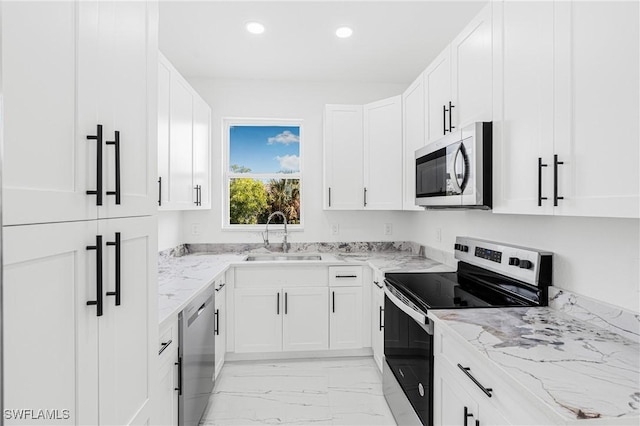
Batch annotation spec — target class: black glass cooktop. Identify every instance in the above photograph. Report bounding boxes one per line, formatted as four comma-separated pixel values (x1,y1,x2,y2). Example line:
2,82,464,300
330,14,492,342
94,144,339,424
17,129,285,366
384,261,542,313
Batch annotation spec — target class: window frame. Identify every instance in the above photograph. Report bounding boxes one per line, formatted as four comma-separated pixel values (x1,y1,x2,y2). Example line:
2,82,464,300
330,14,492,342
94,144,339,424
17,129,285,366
222,117,304,231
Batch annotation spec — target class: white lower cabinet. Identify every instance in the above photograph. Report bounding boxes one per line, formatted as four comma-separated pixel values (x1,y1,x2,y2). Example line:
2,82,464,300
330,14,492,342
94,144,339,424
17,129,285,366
214,278,227,378
234,286,329,353
329,286,363,350
3,216,157,426
151,320,179,426
371,271,385,372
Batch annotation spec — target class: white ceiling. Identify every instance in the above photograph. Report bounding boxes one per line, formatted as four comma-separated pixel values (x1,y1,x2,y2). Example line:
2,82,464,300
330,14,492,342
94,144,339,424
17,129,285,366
159,1,487,85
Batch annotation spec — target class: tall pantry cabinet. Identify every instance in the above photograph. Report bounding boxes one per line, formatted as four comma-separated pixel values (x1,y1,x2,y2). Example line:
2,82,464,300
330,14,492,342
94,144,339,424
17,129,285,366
2,2,159,425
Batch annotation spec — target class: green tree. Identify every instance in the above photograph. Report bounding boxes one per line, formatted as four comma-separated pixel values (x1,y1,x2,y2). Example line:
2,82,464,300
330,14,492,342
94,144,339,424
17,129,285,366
229,178,268,224
263,179,300,224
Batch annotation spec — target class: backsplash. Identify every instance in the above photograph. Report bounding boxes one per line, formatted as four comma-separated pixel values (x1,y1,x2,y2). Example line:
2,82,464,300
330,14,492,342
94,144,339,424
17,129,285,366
549,287,640,344
185,241,422,255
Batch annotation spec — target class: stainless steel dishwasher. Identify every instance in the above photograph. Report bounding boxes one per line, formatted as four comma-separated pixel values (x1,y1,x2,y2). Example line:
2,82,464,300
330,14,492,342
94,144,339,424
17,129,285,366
177,285,215,426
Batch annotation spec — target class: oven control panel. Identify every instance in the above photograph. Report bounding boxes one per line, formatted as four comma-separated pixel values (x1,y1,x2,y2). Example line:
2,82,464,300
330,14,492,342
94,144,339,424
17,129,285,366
454,237,552,287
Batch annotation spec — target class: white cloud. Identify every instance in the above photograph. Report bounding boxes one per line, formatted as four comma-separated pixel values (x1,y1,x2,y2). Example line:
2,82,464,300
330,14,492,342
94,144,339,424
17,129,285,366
275,155,300,172
268,130,299,145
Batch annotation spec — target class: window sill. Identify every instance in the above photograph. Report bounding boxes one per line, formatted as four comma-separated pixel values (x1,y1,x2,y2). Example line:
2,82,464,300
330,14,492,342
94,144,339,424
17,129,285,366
221,225,304,232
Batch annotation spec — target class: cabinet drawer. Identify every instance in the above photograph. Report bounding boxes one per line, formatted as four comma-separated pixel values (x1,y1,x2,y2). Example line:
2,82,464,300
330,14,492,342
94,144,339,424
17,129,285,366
329,266,363,287
435,324,562,425
158,320,178,365
235,266,328,288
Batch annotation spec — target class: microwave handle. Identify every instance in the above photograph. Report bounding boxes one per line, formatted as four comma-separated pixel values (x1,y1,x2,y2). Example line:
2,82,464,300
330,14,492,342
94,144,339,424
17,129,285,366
449,144,468,194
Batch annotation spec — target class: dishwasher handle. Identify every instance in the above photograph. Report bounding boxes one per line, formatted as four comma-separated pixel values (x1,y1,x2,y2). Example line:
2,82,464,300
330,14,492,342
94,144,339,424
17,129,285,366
174,356,182,395
187,294,213,327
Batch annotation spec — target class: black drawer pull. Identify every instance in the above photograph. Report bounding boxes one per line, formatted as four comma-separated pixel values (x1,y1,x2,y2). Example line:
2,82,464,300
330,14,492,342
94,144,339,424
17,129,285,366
215,282,226,292
332,291,335,313
373,280,383,289
458,364,493,397
86,124,103,206
158,339,172,355
175,356,182,394
105,232,121,306
106,130,121,204
214,309,219,335
335,275,357,279
158,177,162,206
464,406,474,426
86,235,104,316
328,187,331,207
379,306,384,331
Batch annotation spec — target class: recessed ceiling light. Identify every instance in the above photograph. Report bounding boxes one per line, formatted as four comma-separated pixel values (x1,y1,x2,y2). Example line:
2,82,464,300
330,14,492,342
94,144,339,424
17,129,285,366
335,27,353,39
246,22,265,35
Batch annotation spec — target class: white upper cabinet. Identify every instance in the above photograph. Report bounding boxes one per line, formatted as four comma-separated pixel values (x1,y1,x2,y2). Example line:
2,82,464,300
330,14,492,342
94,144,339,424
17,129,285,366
425,47,453,144
402,73,426,211
553,1,639,218
493,0,639,218
158,53,212,211
364,95,403,210
323,105,364,209
324,97,403,211
451,3,493,129
2,1,156,226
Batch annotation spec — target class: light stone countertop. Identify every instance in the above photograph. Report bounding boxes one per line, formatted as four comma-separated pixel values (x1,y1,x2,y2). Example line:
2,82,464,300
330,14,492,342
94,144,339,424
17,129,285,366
428,307,640,424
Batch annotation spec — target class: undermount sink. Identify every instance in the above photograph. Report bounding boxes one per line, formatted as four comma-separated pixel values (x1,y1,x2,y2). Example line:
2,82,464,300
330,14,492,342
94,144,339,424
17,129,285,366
245,254,323,262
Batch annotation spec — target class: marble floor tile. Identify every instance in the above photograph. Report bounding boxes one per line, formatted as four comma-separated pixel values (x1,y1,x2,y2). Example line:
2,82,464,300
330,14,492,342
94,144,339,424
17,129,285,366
200,357,397,426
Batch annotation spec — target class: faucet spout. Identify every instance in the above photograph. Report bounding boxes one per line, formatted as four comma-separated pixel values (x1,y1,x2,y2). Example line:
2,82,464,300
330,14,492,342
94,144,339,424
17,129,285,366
265,211,288,253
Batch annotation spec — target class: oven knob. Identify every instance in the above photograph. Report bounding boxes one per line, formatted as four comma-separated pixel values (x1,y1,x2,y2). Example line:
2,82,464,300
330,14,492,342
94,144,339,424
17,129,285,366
461,245,469,252
508,257,520,266
519,260,533,269
454,243,461,251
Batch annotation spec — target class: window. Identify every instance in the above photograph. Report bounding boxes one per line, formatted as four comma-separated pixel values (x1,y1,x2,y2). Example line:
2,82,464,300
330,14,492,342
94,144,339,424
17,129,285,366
223,119,303,228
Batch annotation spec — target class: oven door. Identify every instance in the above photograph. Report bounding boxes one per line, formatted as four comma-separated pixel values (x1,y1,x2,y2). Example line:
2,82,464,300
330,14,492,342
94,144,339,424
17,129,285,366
383,283,434,426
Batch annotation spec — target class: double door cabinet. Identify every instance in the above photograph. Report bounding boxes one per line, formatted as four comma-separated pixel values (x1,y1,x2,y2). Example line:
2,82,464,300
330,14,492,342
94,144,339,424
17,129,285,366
233,266,364,354
158,53,212,210
2,1,158,425
492,0,639,218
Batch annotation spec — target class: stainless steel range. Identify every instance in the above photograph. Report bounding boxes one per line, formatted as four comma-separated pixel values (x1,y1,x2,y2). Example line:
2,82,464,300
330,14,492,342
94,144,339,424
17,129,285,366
382,237,553,426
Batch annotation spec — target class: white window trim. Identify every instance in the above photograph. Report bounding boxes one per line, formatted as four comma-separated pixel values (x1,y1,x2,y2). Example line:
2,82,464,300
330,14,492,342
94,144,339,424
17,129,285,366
221,117,304,231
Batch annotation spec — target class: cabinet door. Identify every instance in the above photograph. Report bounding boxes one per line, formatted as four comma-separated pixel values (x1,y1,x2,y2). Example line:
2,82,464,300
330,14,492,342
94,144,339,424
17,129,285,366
193,94,212,209
329,287,363,350
363,95,403,210
158,56,171,208
425,46,452,143
282,287,329,351
371,282,385,373
214,283,226,378
553,1,639,218
98,0,157,219
169,73,196,209
451,3,493,129
434,358,479,426
152,323,179,426
3,221,99,426
324,105,364,209
2,1,97,226
492,0,555,215
98,216,157,426
234,288,283,353
402,74,426,211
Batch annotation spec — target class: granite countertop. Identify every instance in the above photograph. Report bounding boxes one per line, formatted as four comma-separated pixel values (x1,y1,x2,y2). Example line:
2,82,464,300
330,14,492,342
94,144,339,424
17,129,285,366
429,306,640,424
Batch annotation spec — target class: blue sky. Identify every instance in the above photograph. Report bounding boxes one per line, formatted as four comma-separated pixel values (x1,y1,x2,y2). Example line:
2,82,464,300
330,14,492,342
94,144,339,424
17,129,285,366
229,125,300,173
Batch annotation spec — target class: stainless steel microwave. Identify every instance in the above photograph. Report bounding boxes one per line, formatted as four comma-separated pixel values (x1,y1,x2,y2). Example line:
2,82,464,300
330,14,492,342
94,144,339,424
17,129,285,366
415,122,492,209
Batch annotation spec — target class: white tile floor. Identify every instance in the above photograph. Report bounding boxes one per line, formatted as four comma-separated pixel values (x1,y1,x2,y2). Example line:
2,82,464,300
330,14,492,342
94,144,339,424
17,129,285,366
200,357,397,426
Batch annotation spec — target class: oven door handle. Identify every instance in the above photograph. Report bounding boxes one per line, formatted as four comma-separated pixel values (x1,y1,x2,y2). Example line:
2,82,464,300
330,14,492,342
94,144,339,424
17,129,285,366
383,281,431,332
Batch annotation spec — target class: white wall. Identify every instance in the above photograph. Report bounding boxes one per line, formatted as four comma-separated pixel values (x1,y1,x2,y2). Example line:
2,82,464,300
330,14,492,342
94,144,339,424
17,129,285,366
177,78,415,244
158,210,184,251
409,211,640,312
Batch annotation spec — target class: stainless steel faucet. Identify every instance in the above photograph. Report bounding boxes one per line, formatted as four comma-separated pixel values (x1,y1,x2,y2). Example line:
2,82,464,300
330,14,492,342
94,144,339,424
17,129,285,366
263,211,288,253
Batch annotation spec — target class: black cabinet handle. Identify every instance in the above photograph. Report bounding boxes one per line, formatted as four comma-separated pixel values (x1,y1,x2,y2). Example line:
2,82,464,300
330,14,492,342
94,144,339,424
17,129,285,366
86,124,103,206
476,420,480,426
554,154,564,206
158,339,172,355
335,275,357,279
284,292,288,315
86,235,104,316
175,356,182,394
538,157,548,206
214,309,219,335
328,187,331,207
373,280,383,289
464,406,474,426
457,364,493,397
106,130,121,204
198,185,202,205
158,177,162,206
379,306,384,331
332,291,335,313
194,185,199,205
443,104,448,135
215,282,226,292
448,101,455,132
363,187,367,207
106,232,121,306
277,292,280,315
